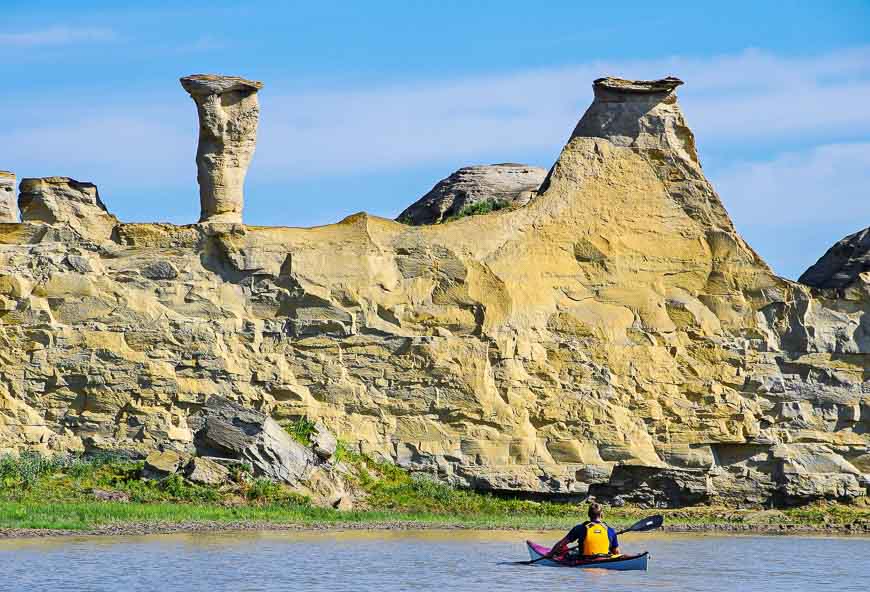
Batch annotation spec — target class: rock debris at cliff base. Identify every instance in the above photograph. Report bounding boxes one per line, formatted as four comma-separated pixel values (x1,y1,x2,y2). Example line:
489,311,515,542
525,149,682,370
0,75,866,508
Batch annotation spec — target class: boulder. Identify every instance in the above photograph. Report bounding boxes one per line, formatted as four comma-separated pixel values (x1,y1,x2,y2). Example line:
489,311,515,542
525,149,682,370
143,450,185,479
141,260,179,280
799,226,870,290
17,176,118,240
298,465,350,509
189,395,314,484
396,163,546,225
180,74,263,224
0,171,16,222
311,421,337,461
184,456,231,485
92,489,130,503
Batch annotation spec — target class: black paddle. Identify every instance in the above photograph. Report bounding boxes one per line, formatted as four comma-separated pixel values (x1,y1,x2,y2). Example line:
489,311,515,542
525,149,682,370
512,514,664,566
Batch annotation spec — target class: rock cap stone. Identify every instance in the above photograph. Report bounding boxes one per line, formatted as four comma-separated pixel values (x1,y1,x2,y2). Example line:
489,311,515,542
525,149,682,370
180,74,264,96
593,76,684,94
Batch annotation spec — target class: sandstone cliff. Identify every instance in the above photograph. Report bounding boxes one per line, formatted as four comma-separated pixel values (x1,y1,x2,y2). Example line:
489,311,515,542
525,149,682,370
0,75,866,508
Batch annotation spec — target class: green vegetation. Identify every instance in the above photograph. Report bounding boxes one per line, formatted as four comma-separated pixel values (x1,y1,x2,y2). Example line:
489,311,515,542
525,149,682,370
0,451,867,533
283,417,318,446
444,199,509,223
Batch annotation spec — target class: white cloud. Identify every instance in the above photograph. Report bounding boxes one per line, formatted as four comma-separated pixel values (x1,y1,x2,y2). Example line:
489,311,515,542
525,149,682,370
711,143,870,278
712,142,870,226
249,46,870,177
0,26,118,47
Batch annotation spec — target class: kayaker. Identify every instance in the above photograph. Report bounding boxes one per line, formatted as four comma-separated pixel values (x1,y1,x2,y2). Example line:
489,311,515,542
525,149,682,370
551,502,620,558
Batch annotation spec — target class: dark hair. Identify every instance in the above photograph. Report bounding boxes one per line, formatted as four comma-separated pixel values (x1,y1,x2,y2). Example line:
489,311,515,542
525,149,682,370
588,502,603,521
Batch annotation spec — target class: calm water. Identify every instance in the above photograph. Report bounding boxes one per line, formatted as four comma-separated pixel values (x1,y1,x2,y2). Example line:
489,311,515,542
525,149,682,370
1,529,868,592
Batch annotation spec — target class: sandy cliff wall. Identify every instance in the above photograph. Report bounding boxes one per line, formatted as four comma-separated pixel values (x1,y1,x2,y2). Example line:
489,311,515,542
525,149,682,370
0,76,866,507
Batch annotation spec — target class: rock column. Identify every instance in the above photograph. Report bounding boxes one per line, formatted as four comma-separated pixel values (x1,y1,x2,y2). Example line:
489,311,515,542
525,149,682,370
180,74,264,224
0,171,16,222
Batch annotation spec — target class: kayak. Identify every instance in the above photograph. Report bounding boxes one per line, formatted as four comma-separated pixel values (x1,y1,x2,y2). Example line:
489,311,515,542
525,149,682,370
526,541,649,571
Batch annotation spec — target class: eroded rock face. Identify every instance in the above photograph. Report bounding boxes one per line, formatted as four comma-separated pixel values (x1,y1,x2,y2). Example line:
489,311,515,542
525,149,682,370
397,164,547,225
180,74,263,224
0,76,866,508
17,176,118,240
0,171,16,222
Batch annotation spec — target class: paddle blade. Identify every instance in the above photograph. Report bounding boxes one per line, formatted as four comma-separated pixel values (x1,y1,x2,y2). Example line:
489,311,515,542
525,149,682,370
619,514,664,534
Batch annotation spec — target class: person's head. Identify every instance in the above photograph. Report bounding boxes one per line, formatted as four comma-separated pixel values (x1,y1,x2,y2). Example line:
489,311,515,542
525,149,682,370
588,502,603,522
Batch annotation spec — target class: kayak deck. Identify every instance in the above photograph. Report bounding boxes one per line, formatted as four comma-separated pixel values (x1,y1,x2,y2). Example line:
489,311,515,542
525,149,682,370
526,541,649,571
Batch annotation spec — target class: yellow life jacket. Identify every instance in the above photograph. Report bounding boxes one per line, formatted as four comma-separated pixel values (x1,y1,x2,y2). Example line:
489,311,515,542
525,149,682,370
582,521,611,555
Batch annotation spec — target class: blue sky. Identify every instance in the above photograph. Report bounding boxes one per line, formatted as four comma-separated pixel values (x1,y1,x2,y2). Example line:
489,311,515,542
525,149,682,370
1,1,869,278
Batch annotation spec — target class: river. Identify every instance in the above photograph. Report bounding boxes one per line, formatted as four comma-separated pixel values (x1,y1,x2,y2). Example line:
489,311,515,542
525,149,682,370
1,529,867,591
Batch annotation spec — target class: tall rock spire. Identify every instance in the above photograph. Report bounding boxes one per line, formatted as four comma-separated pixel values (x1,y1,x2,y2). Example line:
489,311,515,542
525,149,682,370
560,77,759,245
534,76,777,329
181,74,264,224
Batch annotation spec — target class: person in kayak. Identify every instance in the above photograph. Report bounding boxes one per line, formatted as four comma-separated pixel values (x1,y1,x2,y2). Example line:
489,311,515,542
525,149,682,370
551,502,620,559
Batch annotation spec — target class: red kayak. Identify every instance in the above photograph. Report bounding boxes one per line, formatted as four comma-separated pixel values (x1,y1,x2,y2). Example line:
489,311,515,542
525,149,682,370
526,541,649,571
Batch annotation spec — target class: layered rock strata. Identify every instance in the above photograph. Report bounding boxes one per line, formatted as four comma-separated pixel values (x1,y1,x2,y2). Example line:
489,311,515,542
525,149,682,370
397,164,547,225
180,74,264,224
0,76,866,508
17,176,118,240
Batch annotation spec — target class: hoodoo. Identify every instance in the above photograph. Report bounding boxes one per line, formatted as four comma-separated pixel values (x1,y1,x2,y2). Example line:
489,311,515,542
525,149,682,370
180,74,264,224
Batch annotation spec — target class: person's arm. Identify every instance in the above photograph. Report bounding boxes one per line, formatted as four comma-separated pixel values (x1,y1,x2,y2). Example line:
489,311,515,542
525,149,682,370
553,524,584,555
551,535,571,555
609,527,620,555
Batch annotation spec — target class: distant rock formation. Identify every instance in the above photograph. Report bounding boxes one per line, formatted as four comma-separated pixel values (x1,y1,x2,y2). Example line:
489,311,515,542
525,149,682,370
18,176,117,240
0,171,15,222
800,227,870,290
180,74,264,224
397,164,546,225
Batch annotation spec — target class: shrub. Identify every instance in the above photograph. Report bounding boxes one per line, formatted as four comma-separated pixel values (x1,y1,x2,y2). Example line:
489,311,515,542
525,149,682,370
0,451,68,489
444,199,509,222
333,440,365,465
284,417,317,446
158,474,220,503
246,478,282,501
228,462,253,484
244,478,310,506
